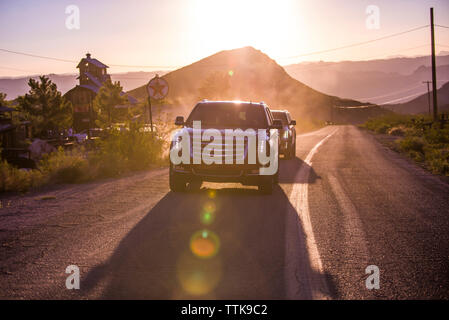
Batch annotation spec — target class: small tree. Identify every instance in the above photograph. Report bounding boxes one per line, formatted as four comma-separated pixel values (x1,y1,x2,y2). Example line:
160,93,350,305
17,76,72,137
0,92,9,107
93,80,129,128
198,71,231,100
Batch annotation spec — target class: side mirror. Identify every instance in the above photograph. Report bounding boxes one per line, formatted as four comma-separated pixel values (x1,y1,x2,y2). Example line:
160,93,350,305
290,120,296,126
272,119,283,130
175,116,184,126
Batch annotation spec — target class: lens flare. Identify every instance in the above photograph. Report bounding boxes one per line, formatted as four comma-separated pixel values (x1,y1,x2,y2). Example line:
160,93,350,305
201,211,215,225
228,70,234,76
190,229,220,259
207,189,217,199
204,201,216,213
176,252,222,296
200,201,216,225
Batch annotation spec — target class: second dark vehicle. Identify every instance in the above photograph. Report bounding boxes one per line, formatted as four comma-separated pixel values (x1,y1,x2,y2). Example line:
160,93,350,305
271,109,296,159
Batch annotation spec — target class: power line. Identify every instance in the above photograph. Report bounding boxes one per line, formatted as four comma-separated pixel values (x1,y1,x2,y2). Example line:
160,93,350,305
0,65,41,73
0,25,431,70
358,79,449,103
355,83,424,101
282,43,431,70
436,24,449,29
378,90,427,105
280,25,429,60
0,48,76,63
0,48,179,69
108,63,177,69
3,42,444,75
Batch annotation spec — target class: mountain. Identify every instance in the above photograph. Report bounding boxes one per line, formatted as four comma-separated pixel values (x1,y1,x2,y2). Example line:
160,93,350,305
0,74,77,100
128,46,370,122
0,71,165,100
385,81,449,114
284,55,449,105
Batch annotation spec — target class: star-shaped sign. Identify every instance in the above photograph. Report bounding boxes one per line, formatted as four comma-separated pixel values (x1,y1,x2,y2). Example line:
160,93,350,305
147,76,169,100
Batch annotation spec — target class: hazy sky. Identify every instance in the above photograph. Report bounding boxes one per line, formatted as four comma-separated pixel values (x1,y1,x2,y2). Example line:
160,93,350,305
1,0,448,77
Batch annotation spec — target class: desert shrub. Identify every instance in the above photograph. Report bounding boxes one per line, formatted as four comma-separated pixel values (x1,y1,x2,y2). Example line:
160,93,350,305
388,126,406,136
425,146,449,175
88,122,165,178
0,160,45,192
423,126,449,144
376,123,392,134
39,147,89,183
362,114,425,134
88,138,127,178
365,113,449,176
397,136,425,154
1,120,171,192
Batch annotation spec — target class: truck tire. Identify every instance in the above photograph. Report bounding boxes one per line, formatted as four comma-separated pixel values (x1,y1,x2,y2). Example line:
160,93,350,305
188,179,202,191
169,165,187,192
285,143,293,159
291,140,296,158
258,176,274,194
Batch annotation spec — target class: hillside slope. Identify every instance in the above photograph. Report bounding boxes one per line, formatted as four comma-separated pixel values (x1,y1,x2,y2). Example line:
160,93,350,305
284,55,449,105
128,47,365,121
385,81,449,114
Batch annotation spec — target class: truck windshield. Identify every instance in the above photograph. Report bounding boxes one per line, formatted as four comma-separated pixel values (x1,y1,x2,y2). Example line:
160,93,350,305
272,111,288,126
186,102,268,128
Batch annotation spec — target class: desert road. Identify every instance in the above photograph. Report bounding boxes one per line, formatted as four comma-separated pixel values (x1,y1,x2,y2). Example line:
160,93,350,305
1,125,448,299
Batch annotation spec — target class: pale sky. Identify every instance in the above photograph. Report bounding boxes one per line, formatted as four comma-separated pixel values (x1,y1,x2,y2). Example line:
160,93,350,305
1,0,448,77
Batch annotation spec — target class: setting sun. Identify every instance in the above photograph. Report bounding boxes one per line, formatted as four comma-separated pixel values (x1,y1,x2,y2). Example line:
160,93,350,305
188,0,305,59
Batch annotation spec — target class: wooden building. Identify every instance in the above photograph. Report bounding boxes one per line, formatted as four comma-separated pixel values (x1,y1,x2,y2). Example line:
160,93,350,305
64,53,137,131
0,105,33,167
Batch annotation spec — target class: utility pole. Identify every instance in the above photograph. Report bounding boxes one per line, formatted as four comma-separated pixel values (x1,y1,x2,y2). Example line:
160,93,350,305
422,81,432,116
148,96,153,133
430,7,438,121
330,105,334,124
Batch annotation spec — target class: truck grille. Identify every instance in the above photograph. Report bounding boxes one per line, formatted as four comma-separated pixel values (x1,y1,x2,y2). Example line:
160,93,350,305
192,166,243,177
191,136,249,164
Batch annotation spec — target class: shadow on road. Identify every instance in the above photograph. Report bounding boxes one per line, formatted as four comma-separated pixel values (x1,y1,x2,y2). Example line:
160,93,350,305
81,177,335,299
279,157,320,184
79,155,331,299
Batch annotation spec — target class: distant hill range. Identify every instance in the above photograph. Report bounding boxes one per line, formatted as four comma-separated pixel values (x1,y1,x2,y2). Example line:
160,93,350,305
0,71,165,100
284,53,449,105
11,47,449,122
128,46,367,122
384,81,449,114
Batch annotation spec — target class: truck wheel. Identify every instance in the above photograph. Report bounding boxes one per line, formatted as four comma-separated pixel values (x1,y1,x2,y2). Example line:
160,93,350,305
169,166,187,192
274,158,279,183
188,179,202,192
285,144,293,159
258,176,273,194
292,141,296,158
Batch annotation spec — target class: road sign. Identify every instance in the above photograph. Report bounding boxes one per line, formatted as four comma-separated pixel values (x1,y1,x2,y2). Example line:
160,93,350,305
147,75,169,100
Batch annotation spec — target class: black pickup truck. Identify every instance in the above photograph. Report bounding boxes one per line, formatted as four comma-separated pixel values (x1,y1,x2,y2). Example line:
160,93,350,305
169,100,282,194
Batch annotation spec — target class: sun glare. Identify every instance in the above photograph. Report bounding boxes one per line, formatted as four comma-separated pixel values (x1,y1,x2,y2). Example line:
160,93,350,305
190,0,302,58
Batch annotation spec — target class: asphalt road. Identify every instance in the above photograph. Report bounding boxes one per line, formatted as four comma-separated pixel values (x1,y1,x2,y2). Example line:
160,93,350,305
1,125,448,299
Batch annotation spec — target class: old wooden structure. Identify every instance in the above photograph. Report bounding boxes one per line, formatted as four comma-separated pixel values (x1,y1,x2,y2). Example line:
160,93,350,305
0,104,33,167
64,53,137,131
